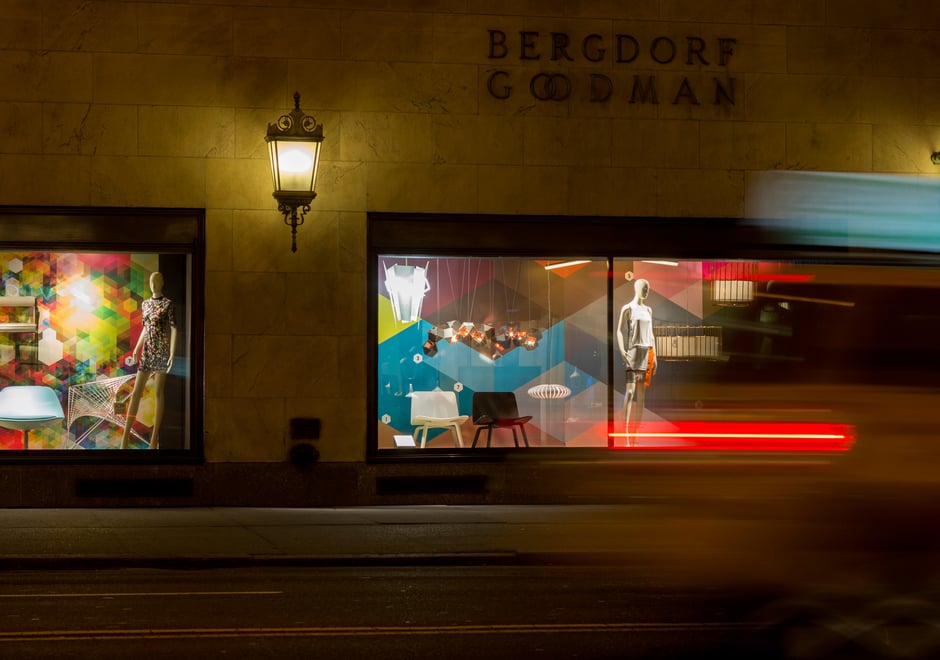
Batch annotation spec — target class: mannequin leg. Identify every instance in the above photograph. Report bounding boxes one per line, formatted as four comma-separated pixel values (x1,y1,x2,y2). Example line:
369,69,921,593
634,381,647,426
149,371,167,450
622,378,636,445
622,373,649,446
121,372,151,449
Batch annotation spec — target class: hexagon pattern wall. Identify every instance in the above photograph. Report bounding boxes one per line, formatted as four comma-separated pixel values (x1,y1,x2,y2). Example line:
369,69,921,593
0,252,159,449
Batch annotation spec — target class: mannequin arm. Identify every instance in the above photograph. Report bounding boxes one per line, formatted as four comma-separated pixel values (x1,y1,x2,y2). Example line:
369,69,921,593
131,328,146,361
166,326,178,373
648,307,657,370
616,306,631,358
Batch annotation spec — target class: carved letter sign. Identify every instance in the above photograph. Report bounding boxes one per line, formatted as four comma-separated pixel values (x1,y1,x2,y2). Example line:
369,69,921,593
486,29,737,107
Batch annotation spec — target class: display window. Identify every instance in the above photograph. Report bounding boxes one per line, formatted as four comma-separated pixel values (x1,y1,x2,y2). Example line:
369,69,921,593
373,247,940,455
377,256,611,450
375,254,860,453
0,208,202,457
369,209,940,459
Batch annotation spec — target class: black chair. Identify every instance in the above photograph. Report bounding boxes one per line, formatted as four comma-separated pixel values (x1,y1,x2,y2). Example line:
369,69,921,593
471,392,532,448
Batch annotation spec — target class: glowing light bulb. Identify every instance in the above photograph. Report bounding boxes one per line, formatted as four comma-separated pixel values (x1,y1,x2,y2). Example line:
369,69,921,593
280,147,313,173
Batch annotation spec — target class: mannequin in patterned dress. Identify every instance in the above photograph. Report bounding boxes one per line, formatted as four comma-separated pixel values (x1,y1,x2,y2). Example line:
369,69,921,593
121,271,177,449
616,278,656,444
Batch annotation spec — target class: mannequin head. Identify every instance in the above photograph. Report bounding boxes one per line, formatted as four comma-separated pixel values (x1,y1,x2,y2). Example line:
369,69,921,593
634,278,650,301
150,271,164,297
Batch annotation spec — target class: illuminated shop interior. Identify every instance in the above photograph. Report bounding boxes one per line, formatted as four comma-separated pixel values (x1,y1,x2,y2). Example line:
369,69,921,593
374,254,888,454
0,251,191,451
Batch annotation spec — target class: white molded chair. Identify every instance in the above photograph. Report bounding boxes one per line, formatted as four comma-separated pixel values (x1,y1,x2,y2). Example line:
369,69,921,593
0,385,65,449
410,390,468,448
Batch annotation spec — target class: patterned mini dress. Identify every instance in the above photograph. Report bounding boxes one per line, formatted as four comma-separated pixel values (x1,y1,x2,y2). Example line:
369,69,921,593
139,296,176,372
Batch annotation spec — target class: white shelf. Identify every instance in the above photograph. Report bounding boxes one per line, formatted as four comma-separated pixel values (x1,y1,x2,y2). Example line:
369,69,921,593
0,296,38,334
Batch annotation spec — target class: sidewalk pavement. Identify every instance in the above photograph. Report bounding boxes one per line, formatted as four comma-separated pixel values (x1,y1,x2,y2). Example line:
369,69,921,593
0,504,680,570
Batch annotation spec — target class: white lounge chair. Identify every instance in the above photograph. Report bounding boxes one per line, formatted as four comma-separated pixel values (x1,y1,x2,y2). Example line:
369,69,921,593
410,390,468,448
0,385,65,449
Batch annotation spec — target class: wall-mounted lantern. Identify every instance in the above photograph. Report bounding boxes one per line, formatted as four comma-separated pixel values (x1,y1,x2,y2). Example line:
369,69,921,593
266,92,324,252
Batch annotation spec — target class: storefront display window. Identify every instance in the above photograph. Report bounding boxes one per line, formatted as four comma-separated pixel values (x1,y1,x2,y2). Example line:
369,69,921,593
373,253,878,455
377,256,610,449
0,208,202,456
370,213,940,458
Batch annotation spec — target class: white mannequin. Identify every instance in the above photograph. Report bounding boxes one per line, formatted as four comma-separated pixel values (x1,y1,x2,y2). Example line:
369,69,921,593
616,278,656,444
121,272,177,449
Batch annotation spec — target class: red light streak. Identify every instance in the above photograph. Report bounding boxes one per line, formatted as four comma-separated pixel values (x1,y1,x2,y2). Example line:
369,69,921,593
752,274,815,282
608,421,854,452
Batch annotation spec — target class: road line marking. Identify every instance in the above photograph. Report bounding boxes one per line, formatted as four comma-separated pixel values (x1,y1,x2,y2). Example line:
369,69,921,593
0,591,282,599
0,622,762,641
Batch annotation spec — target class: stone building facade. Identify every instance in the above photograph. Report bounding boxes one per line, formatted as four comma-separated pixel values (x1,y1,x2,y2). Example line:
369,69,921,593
0,0,937,505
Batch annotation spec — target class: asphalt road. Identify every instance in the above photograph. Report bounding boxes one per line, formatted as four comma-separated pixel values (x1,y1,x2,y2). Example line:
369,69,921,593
3,492,940,659
0,565,777,659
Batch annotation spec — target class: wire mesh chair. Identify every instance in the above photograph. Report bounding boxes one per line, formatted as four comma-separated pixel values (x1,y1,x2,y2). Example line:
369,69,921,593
67,374,148,448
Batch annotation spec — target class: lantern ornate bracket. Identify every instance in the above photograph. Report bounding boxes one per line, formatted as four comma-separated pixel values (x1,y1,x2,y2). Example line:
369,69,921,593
266,92,324,252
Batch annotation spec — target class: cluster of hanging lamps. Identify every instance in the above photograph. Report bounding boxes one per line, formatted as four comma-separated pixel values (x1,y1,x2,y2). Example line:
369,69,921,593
422,322,542,359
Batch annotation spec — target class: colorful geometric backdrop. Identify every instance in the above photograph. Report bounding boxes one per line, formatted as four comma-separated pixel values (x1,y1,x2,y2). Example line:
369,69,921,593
376,257,714,449
377,258,613,448
0,252,159,449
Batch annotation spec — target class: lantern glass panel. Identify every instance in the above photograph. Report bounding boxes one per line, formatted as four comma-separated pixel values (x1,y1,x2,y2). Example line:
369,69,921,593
269,139,320,193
